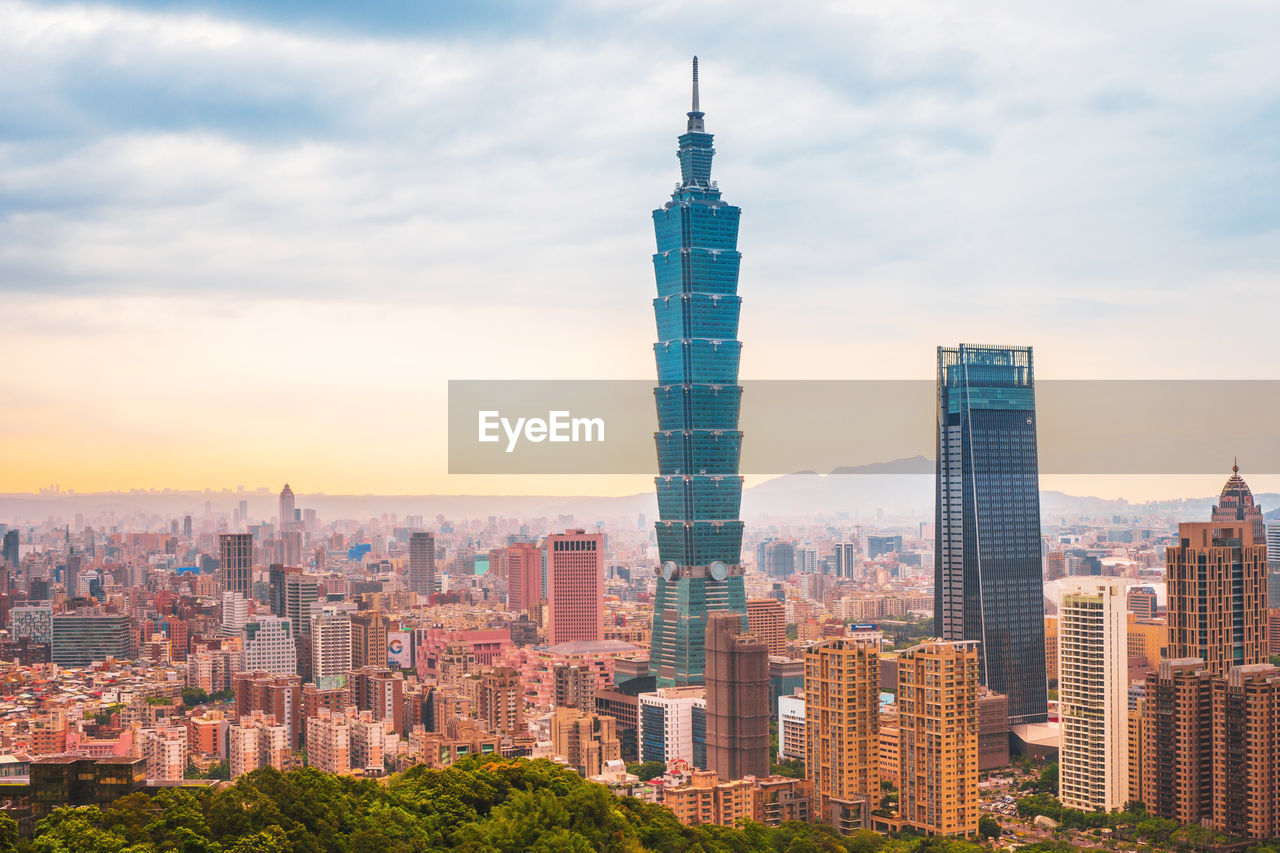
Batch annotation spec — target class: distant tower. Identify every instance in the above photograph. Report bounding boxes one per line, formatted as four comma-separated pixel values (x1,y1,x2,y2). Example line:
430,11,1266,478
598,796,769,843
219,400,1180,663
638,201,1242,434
705,612,770,780
279,484,296,529
408,532,436,599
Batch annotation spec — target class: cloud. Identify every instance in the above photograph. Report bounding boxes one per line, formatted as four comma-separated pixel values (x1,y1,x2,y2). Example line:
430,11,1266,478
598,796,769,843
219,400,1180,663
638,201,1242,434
2,0,1280,491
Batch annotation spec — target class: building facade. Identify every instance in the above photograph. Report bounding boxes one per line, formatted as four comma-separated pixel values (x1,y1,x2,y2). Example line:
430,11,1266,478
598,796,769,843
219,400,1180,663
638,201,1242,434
935,344,1048,724
242,616,297,676
704,611,769,781
219,533,253,597
746,599,786,657
649,59,748,688
805,638,879,835
409,531,436,599
546,530,603,645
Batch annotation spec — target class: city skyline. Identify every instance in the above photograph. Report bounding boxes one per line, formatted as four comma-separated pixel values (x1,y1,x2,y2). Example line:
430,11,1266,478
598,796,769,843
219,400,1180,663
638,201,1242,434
4,1,1280,497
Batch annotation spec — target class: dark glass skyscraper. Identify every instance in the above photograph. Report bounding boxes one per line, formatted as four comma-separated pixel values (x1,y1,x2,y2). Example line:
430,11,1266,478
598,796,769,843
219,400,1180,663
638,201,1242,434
649,58,747,687
935,344,1048,724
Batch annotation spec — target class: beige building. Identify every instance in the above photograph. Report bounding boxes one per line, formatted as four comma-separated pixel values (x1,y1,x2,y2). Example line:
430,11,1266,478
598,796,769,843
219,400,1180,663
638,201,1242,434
897,641,979,837
805,638,879,835
228,712,290,779
550,706,620,778
140,724,187,782
478,667,524,735
306,707,352,774
1058,578,1129,812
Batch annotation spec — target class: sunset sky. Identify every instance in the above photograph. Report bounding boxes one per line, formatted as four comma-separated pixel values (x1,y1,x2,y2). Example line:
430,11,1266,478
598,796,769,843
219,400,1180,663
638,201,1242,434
3,0,1279,498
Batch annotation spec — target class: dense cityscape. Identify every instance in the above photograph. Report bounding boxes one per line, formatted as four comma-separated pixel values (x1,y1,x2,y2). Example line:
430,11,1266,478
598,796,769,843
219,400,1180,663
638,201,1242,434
4,6,1280,853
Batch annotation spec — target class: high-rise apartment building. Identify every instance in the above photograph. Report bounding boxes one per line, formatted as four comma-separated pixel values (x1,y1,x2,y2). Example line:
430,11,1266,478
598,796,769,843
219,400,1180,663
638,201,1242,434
140,724,187,782
649,59,748,687
305,707,352,774
219,533,253,597
351,666,405,736
546,530,603,644
478,666,524,735
1167,474,1269,677
805,638,879,835
504,541,542,614
310,611,352,683
935,343,1048,724
777,694,805,762
897,641,980,837
746,599,786,657
1140,658,1214,825
1212,663,1280,839
408,532,435,599
220,591,248,637
233,672,302,749
705,612,769,781
284,572,319,635
242,616,297,676
1058,579,1129,812
553,664,596,710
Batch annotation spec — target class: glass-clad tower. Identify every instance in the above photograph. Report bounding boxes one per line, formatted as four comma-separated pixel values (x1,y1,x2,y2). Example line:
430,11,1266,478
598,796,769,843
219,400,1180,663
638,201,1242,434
935,344,1048,724
649,58,747,687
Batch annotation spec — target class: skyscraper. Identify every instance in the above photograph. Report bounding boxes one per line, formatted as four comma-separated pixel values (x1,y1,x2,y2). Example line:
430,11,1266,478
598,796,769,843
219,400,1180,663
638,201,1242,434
219,532,253,597
897,641,980,837
504,541,543,614
805,638,879,835
279,483,295,528
2,529,18,568
408,531,435,599
705,612,769,781
310,610,352,683
546,529,603,645
1058,578,1129,812
935,344,1048,724
649,57,748,688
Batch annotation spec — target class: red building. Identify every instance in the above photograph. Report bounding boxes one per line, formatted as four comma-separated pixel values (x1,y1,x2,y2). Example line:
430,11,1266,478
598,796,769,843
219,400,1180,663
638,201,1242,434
546,530,603,645
504,542,543,614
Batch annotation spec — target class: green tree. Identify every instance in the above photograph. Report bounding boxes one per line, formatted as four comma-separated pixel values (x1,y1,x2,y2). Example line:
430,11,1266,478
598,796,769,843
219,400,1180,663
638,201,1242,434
625,761,665,781
0,813,18,853
978,815,1001,839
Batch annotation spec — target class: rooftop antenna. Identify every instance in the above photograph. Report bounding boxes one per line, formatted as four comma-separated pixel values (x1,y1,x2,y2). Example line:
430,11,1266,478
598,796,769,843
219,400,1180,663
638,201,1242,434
687,56,705,133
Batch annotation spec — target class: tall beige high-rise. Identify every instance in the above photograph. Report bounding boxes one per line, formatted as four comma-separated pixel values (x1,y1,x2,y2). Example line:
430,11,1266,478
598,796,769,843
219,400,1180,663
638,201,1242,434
804,638,879,835
897,640,980,837
1058,578,1129,812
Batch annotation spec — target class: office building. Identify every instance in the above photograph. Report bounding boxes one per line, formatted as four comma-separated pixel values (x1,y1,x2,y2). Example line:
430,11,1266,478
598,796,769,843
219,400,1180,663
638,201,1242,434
1,530,17,568
64,554,81,598
1167,471,1269,677
638,686,707,766
284,572,319,635
1058,579,1129,812
834,542,857,580
220,591,249,637
805,638,879,834
705,612,769,780
551,706,621,778
897,641,980,837
746,599,786,657
51,614,132,666
408,532,435,599
310,611,352,683
478,666,524,735
219,533,253,597
649,59,748,687
11,605,53,644
935,344,1048,724
546,530,603,644
242,616,297,676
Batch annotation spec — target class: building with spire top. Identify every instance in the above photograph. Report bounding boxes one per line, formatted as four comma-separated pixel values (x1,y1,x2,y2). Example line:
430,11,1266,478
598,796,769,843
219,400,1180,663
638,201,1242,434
649,58,748,687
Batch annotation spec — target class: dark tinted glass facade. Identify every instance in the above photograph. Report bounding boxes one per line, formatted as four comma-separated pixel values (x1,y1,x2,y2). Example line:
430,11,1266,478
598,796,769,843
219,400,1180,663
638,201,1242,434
935,344,1047,724
649,60,748,687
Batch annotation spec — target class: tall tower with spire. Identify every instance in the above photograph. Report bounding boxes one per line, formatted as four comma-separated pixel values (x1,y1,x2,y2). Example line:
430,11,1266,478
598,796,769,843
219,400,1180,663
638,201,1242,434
649,58,748,687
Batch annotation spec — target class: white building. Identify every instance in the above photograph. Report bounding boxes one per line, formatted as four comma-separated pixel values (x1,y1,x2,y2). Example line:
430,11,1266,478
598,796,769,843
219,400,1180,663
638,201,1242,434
220,592,249,637
141,724,188,782
310,610,352,683
229,712,290,779
637,687,705,765
1058,577,1128,812
242,616,297,676
777,694,806,761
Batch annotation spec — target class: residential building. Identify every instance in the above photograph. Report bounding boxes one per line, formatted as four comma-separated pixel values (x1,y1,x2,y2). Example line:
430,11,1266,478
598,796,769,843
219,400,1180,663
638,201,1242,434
478,666,523,735
409,532,435,598
746,599,786,657
233,672,302,750
242,616,296,676
1058,578,1129,812
350,611,389,669
306,707,351,774
897,641,980,837
140,724,187,782
219,533,253,597
550,706,621,778
1212,663,1280,839
1140,658,1214,825
228,712,290,779
504,541,542,614
351,666,405,735
310,610,352,683
805,638,879,835
777,694,805,762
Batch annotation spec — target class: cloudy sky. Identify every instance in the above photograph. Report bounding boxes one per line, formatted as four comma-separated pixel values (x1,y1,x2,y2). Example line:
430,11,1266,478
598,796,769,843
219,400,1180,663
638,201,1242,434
2,0,1279,498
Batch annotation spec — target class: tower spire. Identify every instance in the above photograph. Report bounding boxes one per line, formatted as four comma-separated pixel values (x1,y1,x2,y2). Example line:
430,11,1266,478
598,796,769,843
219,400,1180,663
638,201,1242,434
686,55,705,133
